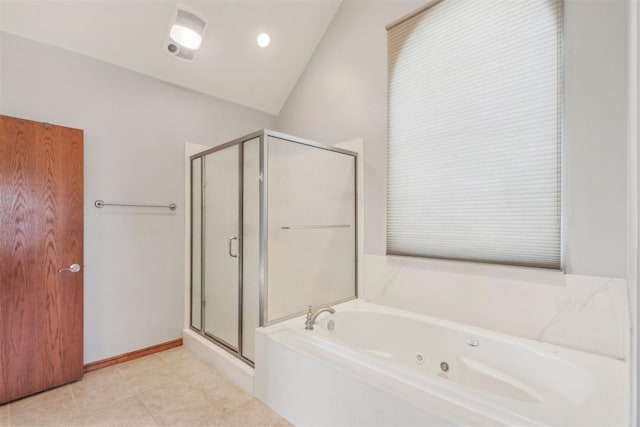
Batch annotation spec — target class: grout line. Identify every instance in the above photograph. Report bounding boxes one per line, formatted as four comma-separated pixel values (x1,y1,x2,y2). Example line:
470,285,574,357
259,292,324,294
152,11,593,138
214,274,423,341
136,391,162,427
131,395,161,427
114,363,127,380
68,383,76,400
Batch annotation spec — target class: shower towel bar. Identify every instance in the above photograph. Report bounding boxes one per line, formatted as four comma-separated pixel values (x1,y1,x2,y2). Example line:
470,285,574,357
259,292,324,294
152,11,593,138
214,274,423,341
281,225,351,230
94,200,177,211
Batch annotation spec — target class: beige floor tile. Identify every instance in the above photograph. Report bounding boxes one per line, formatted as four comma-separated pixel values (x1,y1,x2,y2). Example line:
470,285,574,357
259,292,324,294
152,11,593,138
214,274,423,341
3,347,287,427
158,405,224,427
74,379,136,411
83,397,158,427
155,347,197,365
136,380,204,408
216,398,292,426
12,416,84,427
9,384,73,412
116,355,164,379
184,368,226,389
124,366,182,394
190,373,254,414
138,381,223,426
122,413,158,426
71,366,127,394
10,396,81,426
166,358,215,380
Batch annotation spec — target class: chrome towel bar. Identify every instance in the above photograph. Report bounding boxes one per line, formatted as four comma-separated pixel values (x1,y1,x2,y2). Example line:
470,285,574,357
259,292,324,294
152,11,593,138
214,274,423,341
281,225,351,230
94,200,177,211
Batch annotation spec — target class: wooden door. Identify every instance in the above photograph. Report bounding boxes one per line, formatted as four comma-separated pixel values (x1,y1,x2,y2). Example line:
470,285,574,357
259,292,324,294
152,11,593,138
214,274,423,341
0,115,84,403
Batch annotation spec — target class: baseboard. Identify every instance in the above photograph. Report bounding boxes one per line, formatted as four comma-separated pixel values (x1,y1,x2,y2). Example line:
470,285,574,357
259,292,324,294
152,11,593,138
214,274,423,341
83,338,183,373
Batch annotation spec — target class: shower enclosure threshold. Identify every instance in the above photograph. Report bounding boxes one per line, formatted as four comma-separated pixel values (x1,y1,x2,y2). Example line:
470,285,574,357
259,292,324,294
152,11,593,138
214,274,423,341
182,328,254,394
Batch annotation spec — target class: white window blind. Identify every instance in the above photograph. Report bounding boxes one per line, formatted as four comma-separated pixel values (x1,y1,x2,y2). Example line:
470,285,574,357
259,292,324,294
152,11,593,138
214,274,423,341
387,0,562,268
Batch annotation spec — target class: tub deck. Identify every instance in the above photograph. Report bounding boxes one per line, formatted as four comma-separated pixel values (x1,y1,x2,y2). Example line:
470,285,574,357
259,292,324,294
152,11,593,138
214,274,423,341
255,300,627,426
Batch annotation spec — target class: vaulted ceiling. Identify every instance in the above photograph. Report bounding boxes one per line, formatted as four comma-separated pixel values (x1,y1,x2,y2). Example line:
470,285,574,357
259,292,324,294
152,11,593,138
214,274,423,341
0,0,343,115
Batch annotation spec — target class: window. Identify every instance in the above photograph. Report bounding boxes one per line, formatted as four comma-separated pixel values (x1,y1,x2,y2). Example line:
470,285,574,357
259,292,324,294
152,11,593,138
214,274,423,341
386,0,562,268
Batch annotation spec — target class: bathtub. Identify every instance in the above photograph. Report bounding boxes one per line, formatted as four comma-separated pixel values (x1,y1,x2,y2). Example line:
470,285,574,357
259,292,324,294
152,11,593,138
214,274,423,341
255,300,627,426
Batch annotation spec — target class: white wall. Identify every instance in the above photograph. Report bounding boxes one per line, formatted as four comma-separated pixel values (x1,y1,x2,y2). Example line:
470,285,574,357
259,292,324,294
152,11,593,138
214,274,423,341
276,0,631,359
277,0,423,257
0,32,276,363
563,0,629,278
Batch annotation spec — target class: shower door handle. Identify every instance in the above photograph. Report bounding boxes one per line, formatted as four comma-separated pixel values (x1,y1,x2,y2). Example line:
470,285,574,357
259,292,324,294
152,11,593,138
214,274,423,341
228,237,238,258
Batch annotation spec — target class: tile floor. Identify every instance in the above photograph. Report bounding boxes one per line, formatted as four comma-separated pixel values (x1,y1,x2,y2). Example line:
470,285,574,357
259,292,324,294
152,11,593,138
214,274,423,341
0,346,291,426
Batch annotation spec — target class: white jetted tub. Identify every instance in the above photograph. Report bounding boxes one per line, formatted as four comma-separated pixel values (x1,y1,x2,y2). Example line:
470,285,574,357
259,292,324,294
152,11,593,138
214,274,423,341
255,300,627,426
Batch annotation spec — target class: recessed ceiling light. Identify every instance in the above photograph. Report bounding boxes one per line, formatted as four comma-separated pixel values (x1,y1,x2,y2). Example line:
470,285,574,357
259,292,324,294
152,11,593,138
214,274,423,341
257,33,271,48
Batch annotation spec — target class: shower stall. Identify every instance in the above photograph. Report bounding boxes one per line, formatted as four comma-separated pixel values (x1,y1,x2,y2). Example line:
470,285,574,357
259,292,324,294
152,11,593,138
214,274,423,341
190,130,357,364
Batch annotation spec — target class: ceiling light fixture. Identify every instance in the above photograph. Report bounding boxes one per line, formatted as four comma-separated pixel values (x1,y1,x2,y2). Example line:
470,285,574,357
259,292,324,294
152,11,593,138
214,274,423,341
164,5,208,61
171,24,202,50
257,33,271,48
171,8,207,49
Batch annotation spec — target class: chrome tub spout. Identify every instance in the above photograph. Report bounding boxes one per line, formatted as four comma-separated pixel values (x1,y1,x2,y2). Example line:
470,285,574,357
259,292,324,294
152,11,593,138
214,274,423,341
304,306,336,330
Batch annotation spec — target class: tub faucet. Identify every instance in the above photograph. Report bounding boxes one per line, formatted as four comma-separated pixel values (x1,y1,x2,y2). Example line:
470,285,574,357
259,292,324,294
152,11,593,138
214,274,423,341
305,305,336,330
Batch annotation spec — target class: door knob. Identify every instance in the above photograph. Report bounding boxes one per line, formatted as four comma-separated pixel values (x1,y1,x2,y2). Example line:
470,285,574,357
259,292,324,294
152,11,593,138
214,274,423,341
59,263,81,273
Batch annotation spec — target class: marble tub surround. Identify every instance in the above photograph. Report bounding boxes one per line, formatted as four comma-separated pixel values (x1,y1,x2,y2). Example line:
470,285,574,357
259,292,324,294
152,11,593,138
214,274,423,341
362,254,628,360
0,346,290,426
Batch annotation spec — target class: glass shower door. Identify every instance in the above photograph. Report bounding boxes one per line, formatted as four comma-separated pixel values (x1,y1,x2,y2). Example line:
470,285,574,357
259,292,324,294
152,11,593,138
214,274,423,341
203,144,240,350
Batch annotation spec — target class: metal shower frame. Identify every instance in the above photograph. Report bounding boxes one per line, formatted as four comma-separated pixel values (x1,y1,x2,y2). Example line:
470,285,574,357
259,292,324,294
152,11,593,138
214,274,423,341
189,129,358,366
